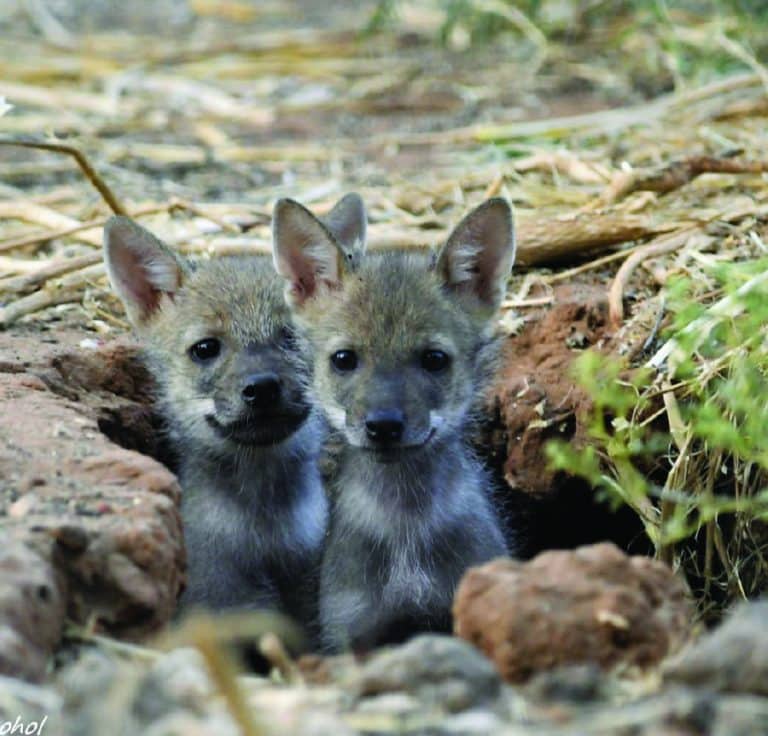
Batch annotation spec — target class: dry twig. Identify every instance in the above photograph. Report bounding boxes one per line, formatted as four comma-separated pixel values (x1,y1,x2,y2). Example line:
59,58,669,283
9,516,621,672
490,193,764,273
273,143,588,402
608,225,706,329
0,136,126,215
516,212,677,267
597,155,768,207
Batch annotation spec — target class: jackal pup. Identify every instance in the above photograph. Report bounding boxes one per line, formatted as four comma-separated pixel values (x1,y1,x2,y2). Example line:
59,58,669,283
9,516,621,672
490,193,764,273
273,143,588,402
272,196,514,650
102,210,352,625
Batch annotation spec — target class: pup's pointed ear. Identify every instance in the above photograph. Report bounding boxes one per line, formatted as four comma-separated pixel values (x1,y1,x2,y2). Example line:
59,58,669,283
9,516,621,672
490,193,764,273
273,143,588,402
272,198,345,308
435,198,515,311
103,216,186,327
322,192,367,267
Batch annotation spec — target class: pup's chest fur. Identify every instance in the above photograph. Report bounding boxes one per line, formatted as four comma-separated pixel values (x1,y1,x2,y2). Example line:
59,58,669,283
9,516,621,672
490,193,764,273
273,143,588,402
183,456,326,567
179,415,328,612
331,442,507,604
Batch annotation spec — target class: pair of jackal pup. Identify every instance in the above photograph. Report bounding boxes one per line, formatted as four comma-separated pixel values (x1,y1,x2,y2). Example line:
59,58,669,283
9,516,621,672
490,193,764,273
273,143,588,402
103,193,516,652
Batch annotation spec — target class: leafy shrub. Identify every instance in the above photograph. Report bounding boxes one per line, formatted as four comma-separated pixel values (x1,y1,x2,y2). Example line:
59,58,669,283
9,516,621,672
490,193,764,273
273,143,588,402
547,258,768,613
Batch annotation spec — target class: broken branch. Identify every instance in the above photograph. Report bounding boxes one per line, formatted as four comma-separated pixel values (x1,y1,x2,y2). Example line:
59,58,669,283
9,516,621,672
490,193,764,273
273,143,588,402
597,156,768,207
0,136,126,215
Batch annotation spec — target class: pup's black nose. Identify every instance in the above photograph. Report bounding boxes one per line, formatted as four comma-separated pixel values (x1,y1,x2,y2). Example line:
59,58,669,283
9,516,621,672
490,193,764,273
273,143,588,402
365,409,405,445
242,373,281,409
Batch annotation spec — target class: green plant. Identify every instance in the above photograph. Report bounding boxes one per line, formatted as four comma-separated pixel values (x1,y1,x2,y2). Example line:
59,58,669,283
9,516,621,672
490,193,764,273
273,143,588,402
365,1,768,89
365,0,549,46
547,257,768,611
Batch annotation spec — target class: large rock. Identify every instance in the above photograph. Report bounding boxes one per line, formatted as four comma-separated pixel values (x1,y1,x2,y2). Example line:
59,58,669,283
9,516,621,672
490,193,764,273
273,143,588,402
664,598,768,696
353,635,503,714
453,543,692,683
0,542,65,682
0,327,185,680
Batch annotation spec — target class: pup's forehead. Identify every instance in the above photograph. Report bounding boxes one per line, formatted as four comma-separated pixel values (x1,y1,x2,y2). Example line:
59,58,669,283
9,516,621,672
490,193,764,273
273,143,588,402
318,252,469,354
180,256,291,342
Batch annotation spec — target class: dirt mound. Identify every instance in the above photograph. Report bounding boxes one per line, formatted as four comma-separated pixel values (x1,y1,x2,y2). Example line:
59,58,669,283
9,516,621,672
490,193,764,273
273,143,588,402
454,543,692,683
493,283,608,496
0,326,184,681
484,282,649,558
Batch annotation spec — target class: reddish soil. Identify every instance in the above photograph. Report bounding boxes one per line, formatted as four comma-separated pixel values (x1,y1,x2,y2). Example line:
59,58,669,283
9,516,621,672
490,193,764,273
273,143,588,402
492,282,609,497
0,323,184,680
482,280,650,558
454,543,693,683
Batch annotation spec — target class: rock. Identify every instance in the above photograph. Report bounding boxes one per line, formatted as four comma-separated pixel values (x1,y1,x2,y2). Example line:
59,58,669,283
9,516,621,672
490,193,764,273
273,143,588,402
0,543,65,681
353,634,503,713
133,648,215,723
0,328,185,680
57,647,240,736
664,598,768,696
523,664,607,704
0,674,62,734
56,649,123,736
712,694,768,736
453,543,692,683
529,686,768,736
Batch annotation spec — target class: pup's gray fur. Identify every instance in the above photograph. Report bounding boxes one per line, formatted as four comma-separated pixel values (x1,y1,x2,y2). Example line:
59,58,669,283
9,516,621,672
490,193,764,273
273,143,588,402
272,196,515,650
103,214,337,631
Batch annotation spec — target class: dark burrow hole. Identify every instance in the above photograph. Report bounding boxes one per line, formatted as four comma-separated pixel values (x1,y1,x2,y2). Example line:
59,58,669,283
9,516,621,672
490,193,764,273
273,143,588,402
96,406,179,476
476,411,651,561
492,470,652,561
50,347,180,476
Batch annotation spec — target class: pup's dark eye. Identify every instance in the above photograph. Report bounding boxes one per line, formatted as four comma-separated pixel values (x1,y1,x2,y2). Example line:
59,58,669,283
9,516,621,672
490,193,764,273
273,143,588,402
331,350,358,372
189,338,221,363
421,349,451,373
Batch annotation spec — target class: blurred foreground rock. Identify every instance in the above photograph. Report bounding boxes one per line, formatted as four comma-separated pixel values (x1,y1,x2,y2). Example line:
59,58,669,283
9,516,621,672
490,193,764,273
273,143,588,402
664,598,768,696
0,327,184,681
47,629,768,736
352,635,505,717
453,542,692,683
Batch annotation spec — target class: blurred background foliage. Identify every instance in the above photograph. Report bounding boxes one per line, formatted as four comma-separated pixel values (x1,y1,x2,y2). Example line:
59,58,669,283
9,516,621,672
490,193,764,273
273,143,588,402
367,1,768,95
